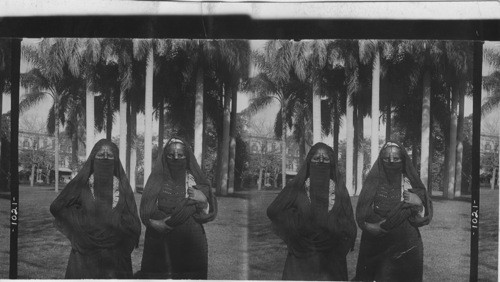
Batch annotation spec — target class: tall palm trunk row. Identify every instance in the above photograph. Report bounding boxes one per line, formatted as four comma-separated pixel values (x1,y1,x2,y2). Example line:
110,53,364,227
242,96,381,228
17,39,484,199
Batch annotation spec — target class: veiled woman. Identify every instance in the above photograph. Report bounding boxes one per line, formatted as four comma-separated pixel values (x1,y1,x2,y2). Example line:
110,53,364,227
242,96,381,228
138,137,217,279
354,141,433,282
267,142,357,281
50,139,141,279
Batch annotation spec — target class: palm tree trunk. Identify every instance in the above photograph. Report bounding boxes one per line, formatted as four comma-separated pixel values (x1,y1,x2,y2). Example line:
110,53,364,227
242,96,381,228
491,168,498,190
356,107,364,196
455,81,466,197
299,133,306,162
446,85,459,199
54,94,60,193
71,123,78,170
201,109,207,170
442,88,452,196
257,167,263,191
346,95,354,195
194,67,204,165
144,48,153,188
371,49,380,166
215,83,224,192
158,96,164,157
129,104,137,192
412,138,419,167
106,96,113,140
218,83,231,196
228,86,237,194
126,100,131,179
312,78,322,144
86,83,94,158
428,115,434,195
71,112,79,169
273,168,279,188
333,93,340,162
119,91,127,169
386,98,392,141
353,103,358,193
30,141,36,186
30,163,35,187
420,69,431,189
281,99,287,189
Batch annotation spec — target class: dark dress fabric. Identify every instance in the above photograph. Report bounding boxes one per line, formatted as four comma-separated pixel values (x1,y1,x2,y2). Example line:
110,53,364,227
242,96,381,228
267,142,357,281
50,139,141,279
138,137,217,279
354,140,433,282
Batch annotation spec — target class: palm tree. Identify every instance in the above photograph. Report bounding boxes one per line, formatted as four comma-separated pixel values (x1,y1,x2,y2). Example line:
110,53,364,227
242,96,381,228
359,40,381,166
246,40,307,189
482,46,500,190
77,39,104,157
344,40,365,196
0,39,12,167
132,39,154,187
443,42,473,199
212,40,250,195
20,38,83,192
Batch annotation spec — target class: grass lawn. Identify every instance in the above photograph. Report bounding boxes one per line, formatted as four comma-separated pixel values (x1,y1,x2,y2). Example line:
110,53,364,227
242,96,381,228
1,185,497,280
0,193,10,279
248,188,498,282
478,188,499,281
15,185,248,279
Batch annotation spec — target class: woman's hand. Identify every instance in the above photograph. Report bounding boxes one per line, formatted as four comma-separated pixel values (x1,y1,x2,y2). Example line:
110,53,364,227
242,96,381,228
364,220,388,237
188,187,208,203
149,216,172,233
403,191,423,206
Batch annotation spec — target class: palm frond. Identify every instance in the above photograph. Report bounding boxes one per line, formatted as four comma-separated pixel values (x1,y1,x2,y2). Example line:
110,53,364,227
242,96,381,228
133,39,152,61
19,91,49,113
482,93,500,115
241,95,276,117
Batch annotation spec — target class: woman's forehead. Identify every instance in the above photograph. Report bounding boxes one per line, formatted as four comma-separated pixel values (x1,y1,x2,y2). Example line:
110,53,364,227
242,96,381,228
381,146,401,156
313,147,329,154
167,142,185,151
97,143,114,152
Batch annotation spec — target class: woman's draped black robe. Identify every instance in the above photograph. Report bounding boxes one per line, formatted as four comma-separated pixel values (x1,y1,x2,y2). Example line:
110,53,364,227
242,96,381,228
354,141,433,282
267,143,357,281
138,137,217,279
50,139,141,279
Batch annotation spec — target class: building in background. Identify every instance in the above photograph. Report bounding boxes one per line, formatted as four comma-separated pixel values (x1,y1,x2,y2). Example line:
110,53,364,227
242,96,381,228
18,131,86,184
243,135,301,188
480,134,499,188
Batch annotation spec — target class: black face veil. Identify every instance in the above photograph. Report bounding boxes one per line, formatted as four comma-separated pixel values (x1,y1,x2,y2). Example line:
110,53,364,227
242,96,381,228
140,137,217,228
50,139,141,254
356,140,433,231
267,142,357,258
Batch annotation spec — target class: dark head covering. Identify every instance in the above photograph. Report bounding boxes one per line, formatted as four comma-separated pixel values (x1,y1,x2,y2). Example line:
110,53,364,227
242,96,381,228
140,137,217,228
50,139,141,254
356,140,433,231
267,142,357,258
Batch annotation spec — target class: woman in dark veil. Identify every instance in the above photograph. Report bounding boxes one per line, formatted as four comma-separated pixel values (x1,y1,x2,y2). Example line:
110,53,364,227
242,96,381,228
354,140,433,282
138,137,217,279
267,142,357,281
50,139,141,279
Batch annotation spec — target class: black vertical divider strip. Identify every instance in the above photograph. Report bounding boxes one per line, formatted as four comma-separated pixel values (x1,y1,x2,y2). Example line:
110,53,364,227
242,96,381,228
9,38,21,280
470,40,483,282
